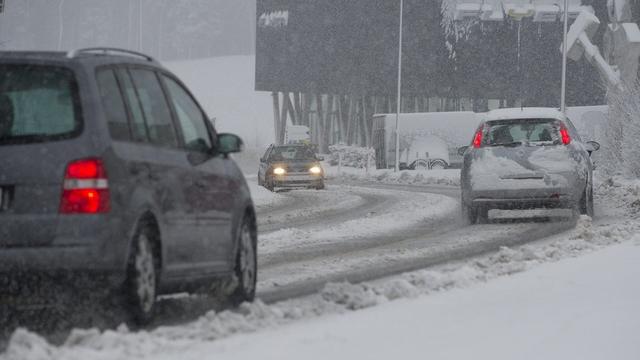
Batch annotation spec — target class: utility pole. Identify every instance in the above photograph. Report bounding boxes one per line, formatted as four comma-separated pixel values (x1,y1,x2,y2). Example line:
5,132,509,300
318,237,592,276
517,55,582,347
58,0,65,51
394,0,404,172
138,0,143,52
0,0,5,48
560,0,569,113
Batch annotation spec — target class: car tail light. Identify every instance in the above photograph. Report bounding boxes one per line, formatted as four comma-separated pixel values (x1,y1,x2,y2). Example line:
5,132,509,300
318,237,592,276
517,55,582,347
472,126,484,148
559,123,571,145
59,158,110,214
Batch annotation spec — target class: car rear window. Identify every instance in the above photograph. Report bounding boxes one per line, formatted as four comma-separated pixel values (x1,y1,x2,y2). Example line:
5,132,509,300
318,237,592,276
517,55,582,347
0,65,81,145
484,119,560,146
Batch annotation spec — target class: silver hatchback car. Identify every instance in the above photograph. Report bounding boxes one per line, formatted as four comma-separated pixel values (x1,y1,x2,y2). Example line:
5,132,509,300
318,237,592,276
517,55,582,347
459,108,600,224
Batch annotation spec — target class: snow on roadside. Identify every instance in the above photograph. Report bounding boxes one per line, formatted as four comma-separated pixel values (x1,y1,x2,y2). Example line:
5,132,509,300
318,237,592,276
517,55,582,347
161,240,640,360
246,179,286,209
3,176,639,360
325,165,461,187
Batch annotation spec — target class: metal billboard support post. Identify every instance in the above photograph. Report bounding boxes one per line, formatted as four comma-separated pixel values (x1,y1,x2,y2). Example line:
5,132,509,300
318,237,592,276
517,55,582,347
394,0,404,173
560,0,569,114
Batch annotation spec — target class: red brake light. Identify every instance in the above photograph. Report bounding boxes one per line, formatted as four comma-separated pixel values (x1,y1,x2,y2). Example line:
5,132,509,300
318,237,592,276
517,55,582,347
472,126,484,148
559,124,571,145
60,158,110,214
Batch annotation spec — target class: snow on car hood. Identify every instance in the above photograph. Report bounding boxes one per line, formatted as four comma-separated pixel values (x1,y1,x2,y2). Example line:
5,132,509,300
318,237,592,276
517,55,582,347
470,147,577,191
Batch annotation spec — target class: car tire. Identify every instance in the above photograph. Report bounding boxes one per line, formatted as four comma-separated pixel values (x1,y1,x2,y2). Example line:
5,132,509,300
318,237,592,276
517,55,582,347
257,173,263,186
413,160,429,170
429,159,447,170
579,182,594,217
228,214,257,306
123,226,158,325
265,177,275,192
316,181,325,190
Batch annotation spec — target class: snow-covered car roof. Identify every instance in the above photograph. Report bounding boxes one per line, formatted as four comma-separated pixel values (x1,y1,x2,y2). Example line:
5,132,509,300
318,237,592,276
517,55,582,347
484,107,567,122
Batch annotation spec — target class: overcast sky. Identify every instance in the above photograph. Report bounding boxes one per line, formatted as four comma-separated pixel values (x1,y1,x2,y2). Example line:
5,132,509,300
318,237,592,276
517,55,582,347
0,0,256,60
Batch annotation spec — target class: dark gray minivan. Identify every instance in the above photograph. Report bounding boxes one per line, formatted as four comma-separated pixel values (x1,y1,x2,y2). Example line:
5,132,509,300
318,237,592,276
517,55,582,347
0,48,257,323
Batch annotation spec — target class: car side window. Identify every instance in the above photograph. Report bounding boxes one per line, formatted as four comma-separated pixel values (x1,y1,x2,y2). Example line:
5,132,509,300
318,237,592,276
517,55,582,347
129,68,179,148
262,146,272,161
117,69,149,142
95,68,130,141
161,75,212,153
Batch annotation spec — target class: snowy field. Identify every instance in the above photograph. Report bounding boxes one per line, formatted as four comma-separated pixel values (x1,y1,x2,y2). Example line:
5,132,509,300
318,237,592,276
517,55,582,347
134,241,640,360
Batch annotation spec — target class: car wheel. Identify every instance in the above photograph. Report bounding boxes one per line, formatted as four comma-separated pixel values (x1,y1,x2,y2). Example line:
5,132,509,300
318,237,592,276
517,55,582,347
228,215,257,306
124,228,158,325
265,177,275,192
316,181,325,190
579,182,594,217
257,173,263,186
429,159,447,170
414,160,429,170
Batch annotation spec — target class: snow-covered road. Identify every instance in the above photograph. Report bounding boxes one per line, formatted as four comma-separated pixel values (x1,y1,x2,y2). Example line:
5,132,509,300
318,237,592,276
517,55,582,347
251,180,576,302
5,171,635,359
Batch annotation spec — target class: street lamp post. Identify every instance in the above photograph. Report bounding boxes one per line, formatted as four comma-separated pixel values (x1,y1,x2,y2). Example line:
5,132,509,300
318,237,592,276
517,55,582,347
139,0,143,52
394,0,404,173
560,0,569,113
57,0,65,51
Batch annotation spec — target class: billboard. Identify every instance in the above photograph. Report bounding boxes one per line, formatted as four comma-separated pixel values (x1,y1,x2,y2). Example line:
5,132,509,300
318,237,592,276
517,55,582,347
255,0,606,106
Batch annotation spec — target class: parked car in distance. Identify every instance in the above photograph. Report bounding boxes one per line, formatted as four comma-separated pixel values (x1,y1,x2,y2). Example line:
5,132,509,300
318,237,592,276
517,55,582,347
459,108,600,224
403,134,450,170
258,144,325,191
0,48,257,324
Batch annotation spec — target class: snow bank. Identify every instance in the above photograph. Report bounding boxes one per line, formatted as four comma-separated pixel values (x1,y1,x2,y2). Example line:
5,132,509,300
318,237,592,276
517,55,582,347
325,165,461,187
327,144,374,169
173,241,640,360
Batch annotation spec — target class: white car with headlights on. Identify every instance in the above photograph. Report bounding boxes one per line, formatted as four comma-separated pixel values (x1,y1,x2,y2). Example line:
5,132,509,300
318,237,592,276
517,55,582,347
258,144,325,191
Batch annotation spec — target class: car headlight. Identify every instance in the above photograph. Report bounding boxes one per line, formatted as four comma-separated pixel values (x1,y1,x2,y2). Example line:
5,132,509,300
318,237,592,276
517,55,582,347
309,166,322,175
273,167,286,175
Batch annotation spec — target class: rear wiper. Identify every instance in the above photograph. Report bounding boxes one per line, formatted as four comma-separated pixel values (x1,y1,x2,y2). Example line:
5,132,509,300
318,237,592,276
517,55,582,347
490,141,523,147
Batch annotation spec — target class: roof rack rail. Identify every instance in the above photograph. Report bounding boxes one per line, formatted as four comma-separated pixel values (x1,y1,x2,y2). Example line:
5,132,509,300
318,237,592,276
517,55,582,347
66,47,156,62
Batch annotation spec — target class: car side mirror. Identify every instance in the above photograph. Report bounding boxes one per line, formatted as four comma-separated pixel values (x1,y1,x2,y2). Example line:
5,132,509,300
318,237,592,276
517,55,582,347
585,141,600,153
457,146,469,156
218,133,243,155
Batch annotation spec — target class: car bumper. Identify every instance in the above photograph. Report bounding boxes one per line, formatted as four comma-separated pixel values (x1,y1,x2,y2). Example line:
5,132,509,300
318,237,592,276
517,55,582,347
468,188,577,210
0,214,129,280
273,173,324,188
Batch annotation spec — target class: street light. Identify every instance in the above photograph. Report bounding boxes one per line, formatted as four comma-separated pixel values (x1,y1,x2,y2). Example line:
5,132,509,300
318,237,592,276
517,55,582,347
560,0,569,114
394,0,403,173
57,0,65,51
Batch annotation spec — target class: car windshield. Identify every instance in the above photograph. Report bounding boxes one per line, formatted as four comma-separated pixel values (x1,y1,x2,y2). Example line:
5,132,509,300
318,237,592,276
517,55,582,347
0,65,80,145
269,146,316,161
484,119,559,146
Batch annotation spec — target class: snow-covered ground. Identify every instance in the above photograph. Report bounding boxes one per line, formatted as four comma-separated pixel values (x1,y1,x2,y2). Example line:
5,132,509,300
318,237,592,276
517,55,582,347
325,165,462,187
146,240,640,360
2,169,639,359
